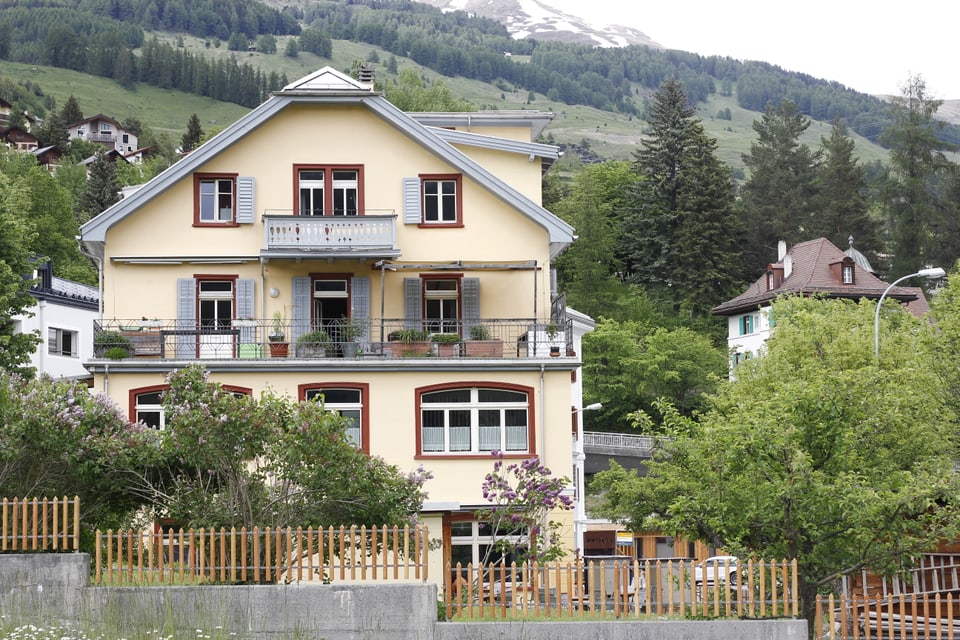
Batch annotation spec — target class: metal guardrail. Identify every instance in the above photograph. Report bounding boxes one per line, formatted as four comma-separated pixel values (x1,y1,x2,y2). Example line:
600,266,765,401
583,432,659,453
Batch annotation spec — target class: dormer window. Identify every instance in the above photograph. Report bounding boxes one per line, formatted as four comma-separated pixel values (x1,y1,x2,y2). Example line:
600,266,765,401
842,264,854,284
766,271,775,290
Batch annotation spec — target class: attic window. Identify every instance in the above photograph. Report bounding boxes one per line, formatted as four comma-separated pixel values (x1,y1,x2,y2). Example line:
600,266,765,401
766,271,775,290
842,264,854,285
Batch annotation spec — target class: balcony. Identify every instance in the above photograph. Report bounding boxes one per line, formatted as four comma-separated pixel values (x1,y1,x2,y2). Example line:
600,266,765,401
91,317,574,362
262,211,398,257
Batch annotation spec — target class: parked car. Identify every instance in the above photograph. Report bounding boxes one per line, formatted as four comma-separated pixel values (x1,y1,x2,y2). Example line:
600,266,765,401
693,555,740,587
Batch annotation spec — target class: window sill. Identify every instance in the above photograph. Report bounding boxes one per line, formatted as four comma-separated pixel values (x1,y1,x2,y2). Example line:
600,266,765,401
417,222,464,229
193,221,240,228
415,453,532,460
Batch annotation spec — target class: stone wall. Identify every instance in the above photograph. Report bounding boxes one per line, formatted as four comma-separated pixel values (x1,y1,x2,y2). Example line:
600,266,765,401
0,554,807,639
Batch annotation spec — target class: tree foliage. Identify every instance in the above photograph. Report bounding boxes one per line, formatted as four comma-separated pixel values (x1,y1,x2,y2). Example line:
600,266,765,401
593,296,960,630
0,371,155,529
135,365,430,529
0,173,39,375
581,318,726,433
879,74,954,278
78,148,121,222
622,78,744,316
383,68,473,112
740,99,821,274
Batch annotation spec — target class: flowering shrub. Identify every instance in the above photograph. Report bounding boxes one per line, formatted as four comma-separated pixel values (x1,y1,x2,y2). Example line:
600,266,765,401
474,451,573,563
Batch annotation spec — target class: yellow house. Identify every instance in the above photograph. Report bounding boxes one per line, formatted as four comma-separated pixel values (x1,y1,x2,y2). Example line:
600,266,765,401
79,67,589,582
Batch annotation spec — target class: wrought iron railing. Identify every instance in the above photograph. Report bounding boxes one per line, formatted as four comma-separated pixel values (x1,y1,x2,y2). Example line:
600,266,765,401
91,316,576,361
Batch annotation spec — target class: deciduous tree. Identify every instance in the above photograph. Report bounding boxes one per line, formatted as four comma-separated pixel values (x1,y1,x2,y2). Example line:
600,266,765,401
593,296,960,634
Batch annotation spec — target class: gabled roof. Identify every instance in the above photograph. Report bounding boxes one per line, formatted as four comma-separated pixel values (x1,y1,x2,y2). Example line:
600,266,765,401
712,237,918,316
427,126,560,174
80,67,574,258
67,113,123,129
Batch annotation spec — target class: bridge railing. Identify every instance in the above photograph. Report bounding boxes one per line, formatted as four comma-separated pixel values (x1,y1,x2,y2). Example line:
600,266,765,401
583,432,659,454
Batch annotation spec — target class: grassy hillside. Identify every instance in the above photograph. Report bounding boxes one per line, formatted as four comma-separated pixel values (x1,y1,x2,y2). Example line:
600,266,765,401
0,32,893,173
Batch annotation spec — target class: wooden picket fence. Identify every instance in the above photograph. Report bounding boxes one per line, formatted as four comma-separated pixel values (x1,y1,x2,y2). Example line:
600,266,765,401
0,496,80,552
443,557,798,619
93,524,429,586
816,593,960,639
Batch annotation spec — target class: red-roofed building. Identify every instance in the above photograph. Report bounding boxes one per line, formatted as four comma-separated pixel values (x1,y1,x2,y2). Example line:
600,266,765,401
712,238,929,367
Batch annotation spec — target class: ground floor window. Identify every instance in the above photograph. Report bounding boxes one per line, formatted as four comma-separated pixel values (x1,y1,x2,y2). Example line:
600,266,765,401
419,385,531,456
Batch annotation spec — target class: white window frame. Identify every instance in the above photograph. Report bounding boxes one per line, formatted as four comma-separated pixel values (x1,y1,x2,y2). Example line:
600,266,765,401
842,264,854,284
47,327,78,358
304,387,363,448
450,519,528,569
135,391,166,430
422,178,459,224
420,387,529,455
424,278,459,334
199,177,235,223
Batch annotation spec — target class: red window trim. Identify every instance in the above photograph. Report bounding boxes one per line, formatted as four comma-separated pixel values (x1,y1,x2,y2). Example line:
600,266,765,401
298,382,370,454
292,164,365,216
418,173,463,228
414,381,536,459
129,383,252,423
193,173,240,227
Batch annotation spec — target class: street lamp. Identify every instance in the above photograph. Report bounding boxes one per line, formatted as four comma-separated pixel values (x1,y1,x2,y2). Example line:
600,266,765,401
572,403,602,557
874,267,945,357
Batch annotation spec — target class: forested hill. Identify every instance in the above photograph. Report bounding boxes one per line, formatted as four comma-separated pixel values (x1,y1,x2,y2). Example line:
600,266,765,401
0,0,957,147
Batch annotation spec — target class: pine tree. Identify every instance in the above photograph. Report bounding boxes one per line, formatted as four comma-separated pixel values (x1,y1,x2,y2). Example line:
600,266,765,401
879,74,953,278
78,149,121,222
59,94,83,127
740,99,821,272
180,113,203,153
812,116,880,259
621,78,744,316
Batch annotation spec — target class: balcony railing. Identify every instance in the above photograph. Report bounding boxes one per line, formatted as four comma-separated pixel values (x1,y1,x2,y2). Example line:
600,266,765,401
92,317,575,362
262,211,397,252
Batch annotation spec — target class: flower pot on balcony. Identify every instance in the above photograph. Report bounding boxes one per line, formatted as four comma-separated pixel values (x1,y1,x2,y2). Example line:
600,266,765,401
341,341,359,358
464,340,503,357
269,336,289,357
550,345,561,357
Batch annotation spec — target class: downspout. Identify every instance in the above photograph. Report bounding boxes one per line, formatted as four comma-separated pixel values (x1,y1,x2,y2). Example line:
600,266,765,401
539,364,546,466
260,258,266,321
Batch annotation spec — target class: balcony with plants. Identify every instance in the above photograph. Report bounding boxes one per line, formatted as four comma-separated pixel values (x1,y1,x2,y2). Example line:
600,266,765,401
90,315,574,362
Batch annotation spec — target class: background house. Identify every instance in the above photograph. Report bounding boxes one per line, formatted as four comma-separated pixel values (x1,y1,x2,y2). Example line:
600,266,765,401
79,67,586,582
13,260,98,380
712,237,926,365
67,114,139,154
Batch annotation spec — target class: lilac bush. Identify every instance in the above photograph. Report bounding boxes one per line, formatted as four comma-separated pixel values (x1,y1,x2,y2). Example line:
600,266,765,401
475,451,573,563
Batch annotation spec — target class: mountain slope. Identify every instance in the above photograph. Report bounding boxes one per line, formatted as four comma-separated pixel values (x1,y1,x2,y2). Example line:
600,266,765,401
416,0,659,48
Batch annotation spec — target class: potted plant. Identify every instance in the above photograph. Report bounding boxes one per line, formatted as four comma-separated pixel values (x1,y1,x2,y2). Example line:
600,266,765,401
431,332,462,357
296,329,330,358
94,330,132,358
269,311,288,357
338,316,366,357
388,328,432,357
464,324,503,357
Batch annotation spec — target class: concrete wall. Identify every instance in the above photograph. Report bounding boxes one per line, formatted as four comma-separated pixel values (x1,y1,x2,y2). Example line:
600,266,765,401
0,554,807,640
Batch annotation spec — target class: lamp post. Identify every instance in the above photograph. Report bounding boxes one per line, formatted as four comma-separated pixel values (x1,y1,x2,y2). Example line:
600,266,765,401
572,402,602,557
874,267,945,357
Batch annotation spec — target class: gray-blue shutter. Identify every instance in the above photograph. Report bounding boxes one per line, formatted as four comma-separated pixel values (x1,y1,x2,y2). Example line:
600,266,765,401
403,277,422,329
291,276,312,342
462,277,480,336
176,278,196,358
402,177,421,224
351,277,371,342
236,176,255,223
236,279,255,343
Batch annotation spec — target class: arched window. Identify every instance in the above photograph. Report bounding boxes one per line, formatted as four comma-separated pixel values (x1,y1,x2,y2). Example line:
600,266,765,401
417,383,533,456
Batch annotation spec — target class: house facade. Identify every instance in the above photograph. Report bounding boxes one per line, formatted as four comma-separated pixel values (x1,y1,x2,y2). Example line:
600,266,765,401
712,238,922,364
79,67,586,581
13,261,99,380
67,114,139,154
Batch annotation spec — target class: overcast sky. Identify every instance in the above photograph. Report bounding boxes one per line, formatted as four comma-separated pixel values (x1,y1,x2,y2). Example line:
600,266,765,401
546,0,958,99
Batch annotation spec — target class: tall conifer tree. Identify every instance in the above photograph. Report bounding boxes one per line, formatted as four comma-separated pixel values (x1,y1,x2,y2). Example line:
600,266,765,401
740,99,820,273
621,78,743,316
